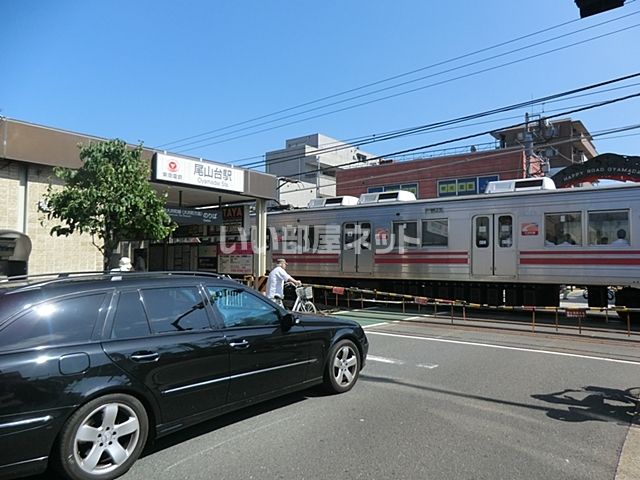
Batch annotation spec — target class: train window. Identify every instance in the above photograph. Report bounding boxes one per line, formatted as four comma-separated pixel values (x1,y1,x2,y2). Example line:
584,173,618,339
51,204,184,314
475,216,490,248
498,216,513,248
587,210,630,246
544,212,582,246
360,223,372,251
393,221,418,250
422,219,448,247
343,223,356,249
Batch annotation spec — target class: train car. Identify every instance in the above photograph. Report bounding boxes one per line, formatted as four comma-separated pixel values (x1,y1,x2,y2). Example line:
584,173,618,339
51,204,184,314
263,179,640,309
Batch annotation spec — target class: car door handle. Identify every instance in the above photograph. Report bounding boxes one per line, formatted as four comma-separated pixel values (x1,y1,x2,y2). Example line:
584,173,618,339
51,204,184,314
229,340,250,349
130,351,160,362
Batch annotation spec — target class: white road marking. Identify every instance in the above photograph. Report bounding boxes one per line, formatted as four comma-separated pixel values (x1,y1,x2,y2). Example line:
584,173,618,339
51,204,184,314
416,363,439,369
363,322,389,329
368,355,404,365
368,355,439,370
368,331,640,366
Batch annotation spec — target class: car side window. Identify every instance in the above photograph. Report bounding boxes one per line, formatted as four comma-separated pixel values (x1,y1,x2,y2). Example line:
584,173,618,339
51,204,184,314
0,293,106,352
111,291,151,339
206,286,280,328
140,286,210,333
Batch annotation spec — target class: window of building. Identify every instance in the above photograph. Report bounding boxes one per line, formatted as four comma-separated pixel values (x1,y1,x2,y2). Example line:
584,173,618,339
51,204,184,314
588,210,629,246
545,212,582,246
421,219,448,247
367,183,418,196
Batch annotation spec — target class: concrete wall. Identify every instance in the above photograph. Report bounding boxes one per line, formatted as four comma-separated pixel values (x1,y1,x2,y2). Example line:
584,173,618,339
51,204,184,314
0,161,103,274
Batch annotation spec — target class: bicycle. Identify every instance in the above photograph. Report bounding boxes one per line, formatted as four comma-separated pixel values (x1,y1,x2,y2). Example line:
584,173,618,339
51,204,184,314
582,286,615,301
291,284,317,313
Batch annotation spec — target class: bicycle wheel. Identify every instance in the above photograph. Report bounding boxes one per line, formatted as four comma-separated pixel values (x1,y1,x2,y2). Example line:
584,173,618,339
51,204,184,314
300,301,317,313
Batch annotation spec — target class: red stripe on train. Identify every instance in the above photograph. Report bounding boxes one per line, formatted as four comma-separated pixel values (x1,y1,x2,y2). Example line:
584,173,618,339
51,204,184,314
521,250,640,255
375,258,468,264
520,258,640,265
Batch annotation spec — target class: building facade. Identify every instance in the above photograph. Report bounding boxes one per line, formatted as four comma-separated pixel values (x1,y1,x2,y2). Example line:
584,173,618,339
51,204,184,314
0,118,277,276
337,117,597,199
266,134,376,206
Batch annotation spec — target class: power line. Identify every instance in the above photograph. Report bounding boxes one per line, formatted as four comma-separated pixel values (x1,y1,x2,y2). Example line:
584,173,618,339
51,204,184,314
291,91,640,180
228,73,640,172
170,14,640,153
228,80,640,169
157,5,637,151
296,124,640,193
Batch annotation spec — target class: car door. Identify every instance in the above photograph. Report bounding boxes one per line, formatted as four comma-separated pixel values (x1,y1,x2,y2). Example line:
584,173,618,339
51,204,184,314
101,285,229,424
205,283,311,405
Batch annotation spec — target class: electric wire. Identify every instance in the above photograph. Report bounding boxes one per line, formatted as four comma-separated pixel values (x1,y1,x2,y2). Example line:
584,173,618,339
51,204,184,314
170,15,640,152
213,74,640,173
157,4,638,151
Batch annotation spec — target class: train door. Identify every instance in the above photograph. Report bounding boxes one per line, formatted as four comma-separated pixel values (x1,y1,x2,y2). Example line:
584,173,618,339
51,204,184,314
341,222,373,274
471,214,516,277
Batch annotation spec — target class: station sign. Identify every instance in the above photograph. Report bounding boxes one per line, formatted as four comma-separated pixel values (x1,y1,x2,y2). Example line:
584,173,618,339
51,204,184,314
153,153,244,192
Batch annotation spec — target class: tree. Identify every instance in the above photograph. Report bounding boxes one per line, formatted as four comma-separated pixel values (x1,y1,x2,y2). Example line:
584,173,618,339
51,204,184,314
43,139,176,269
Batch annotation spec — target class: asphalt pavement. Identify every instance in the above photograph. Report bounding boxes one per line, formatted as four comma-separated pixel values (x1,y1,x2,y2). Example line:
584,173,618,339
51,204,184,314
125,317,640,479
27,309,640,480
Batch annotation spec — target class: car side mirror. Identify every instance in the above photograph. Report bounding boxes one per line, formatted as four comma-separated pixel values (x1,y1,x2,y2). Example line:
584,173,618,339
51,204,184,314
280,312,299,329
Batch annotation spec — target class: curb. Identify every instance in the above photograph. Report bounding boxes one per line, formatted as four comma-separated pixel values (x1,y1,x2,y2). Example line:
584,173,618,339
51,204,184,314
615,388,640,480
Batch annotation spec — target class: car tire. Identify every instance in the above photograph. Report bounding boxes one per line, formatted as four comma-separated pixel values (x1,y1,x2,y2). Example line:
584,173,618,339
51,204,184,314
323,339,361,394
54,393,149,480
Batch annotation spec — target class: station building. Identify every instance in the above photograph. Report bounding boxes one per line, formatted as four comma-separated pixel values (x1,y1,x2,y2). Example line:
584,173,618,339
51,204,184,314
0,117,277,276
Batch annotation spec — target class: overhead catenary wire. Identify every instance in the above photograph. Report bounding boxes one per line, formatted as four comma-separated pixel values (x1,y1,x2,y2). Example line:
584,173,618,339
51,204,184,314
157,5,639,152
279,92,640,183
292,124,640,194
170,15,640,153
212,73,640,174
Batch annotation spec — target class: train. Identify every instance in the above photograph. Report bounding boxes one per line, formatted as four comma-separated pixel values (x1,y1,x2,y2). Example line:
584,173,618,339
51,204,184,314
261,178,640,310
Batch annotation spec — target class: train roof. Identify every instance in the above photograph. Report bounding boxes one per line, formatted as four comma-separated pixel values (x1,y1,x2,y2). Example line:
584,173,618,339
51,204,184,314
268,181,640,215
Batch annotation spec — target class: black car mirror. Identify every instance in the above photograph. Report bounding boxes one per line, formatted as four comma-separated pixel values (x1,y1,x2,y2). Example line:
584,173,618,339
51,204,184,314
280,312,299,329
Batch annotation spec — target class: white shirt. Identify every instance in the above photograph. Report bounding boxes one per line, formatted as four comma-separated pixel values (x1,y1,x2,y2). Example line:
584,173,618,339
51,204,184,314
611,238,629,246
266,266,292,299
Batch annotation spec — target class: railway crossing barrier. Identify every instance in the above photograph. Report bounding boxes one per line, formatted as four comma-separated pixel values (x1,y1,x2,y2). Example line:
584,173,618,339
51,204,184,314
288,283,639,338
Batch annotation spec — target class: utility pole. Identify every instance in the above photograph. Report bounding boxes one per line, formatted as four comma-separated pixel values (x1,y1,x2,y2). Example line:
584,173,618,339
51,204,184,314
523,113,534,178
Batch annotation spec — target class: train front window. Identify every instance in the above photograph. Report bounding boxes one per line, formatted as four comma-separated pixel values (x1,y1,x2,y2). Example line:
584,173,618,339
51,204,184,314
588,210,630,246
544,212,582,246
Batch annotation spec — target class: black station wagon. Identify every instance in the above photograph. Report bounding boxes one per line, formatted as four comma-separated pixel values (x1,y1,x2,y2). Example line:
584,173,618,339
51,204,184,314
0,272,368,480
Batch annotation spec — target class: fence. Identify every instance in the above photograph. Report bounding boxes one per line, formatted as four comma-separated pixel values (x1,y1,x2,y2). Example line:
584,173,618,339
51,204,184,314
302,283,639,338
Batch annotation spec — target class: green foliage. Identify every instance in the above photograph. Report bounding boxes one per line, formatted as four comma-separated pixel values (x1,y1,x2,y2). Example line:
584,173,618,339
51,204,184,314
43,139,176,267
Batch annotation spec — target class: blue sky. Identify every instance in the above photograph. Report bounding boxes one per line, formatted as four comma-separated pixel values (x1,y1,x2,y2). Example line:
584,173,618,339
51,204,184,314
1,0,639,169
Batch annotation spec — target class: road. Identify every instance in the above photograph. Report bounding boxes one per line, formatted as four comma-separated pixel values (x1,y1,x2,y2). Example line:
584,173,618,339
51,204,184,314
30,312,640,480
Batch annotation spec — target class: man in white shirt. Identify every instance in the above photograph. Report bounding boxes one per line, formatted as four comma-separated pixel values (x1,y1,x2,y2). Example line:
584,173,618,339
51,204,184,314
611,229,629,246
266,258,301,305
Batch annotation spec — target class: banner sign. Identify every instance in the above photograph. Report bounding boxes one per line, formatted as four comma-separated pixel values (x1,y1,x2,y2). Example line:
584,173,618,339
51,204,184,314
165,207,222,225
153,153,244,192
552,153,640,187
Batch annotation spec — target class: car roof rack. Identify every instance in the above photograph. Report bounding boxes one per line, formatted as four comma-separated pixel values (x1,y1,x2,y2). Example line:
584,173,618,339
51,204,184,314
0,270,232,288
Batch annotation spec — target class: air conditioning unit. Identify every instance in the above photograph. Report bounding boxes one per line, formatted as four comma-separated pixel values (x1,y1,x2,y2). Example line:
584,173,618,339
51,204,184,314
306,196,359,208
357,190,417,204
